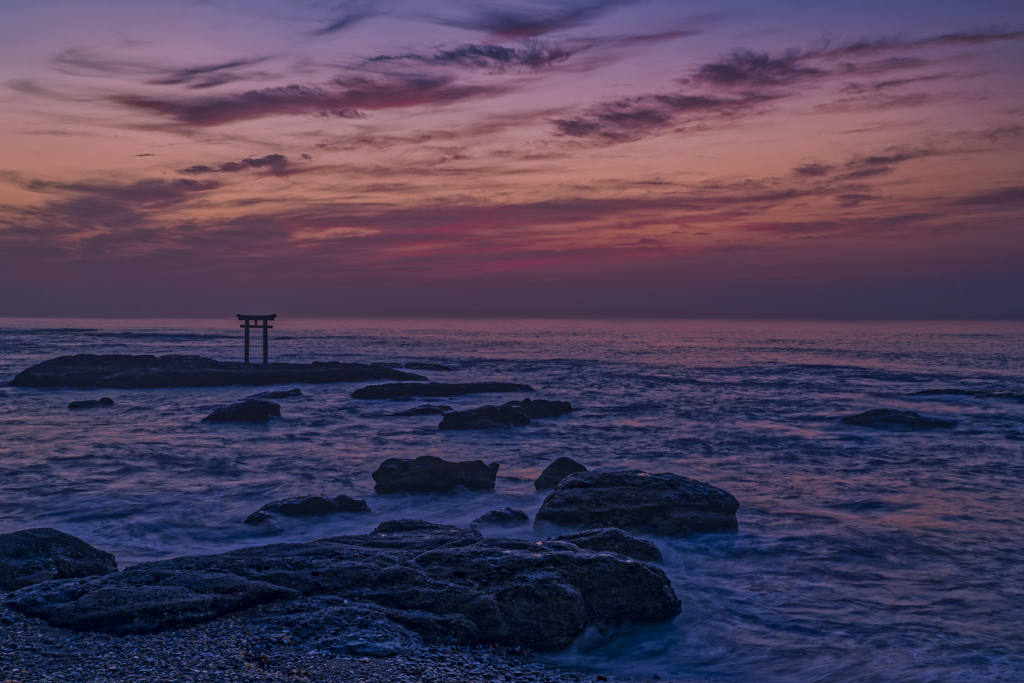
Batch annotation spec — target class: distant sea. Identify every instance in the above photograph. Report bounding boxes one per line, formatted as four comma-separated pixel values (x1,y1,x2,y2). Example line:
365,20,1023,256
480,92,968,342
1,318,1022,683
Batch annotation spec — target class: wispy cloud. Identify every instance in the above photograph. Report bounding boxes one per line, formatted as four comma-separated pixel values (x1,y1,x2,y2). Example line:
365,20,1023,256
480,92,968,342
53,49,270,89
433,0,638,39
368,41,576,73
179,154,293,176
311,1,379,36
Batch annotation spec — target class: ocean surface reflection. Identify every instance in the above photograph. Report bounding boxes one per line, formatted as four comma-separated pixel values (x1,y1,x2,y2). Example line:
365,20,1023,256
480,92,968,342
1,318,1022,682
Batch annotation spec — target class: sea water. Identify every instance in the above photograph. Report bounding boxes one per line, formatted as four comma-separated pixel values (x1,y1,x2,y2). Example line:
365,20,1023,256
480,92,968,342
0,318,1022,682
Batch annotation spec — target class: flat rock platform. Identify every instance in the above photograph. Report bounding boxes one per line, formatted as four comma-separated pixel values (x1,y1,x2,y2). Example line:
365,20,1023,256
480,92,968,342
9,354,426,389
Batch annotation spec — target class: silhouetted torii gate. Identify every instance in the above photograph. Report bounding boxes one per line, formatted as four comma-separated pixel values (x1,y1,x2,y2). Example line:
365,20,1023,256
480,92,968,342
237,314,276,365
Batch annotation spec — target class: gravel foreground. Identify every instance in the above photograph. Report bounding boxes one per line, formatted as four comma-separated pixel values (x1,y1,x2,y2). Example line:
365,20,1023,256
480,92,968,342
1,604,677,683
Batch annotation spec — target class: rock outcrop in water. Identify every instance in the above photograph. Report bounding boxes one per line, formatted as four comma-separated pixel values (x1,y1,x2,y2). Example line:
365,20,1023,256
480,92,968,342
439,405,532,430
841,408,954,429
505,398,572,418
535,457,588,490
248,388,302,399
0,529,118,591
202,399,281,423
393,404,453,416
405,362,454,372
5,521,681,651
552,528,662,562
9,355,425,389
372,456,499,494
470,508,529,530
68,397,114,409
351,382,533,400
535,470,740,537
244,494,371,525
909,389,1024,401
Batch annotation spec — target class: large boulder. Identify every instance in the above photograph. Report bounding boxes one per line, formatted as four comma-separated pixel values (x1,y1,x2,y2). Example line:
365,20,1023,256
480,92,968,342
202,399,281,423
9,354,425,389
352,382,533,400
372,456,499,494
535,471,739,537
244,494,371,525
553,528,662,562
248,388,302,399
503,398,572,418
439,405,531,430
0,528,118,591
470,508,529,530
841,408,954,429
535,457,588,490
6,521,681,651
68,397,114,409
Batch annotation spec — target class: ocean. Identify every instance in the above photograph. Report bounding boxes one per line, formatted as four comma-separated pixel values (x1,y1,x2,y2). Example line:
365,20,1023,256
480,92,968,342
1,317,1022,682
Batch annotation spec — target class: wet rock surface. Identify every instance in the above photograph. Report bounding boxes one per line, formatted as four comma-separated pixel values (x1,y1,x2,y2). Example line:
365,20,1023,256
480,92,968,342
470,509,529,529
909,388,1024,401
247,388,302,399
372,457,499,494
841,408,955,429
202,399,281,423
0,528,118,591
4,521,681,653
68,397,115,409
405,362,454,371
393,404,453,416
351,382,533,400
244,495,371,525
504,398,572,418
439,405,532,430
535,471,740,537
553,528,663,563
535,457,588,490
10,354,425,389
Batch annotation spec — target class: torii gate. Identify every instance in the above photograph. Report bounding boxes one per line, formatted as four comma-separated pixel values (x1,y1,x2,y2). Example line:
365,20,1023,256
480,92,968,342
237,314,276,365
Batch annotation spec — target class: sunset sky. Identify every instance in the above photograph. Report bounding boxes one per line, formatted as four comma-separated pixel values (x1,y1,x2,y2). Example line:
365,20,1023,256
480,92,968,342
1,0,1022,318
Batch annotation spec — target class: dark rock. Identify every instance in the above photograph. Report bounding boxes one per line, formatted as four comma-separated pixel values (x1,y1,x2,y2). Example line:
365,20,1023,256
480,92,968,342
553,528,662,562
372,456,499,494
372,362,404,368
393,404,453,416
841,408,955,429
10,354,425,389
405,362,454,371
503,398,572,418
352,382,533,400
202,399,281,423
535,470,739,537
68,397,115,409
470,508,529,529
439,405,531,430
0,528,118,591
535,457,588,490
248,388,302,399
6,521,681,650
244,494,371,525
909,388,1024,401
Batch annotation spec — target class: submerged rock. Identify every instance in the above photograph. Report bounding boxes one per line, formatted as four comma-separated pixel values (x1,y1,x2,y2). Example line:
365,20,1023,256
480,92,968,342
535,457,588,490
244,494,371,525
10,354,425,389
470,508,529,529
841,408,954,429
372,362,404,369
405,362,454,371
393,404,453,416
553,528,662,562
439,405,531,430
68,397,114,409
6,520,682,650
202,399,281,423
535,470,739,537
248,388,302,399
504,398,572,418
0,528,118,591
352,382,533,400
372,456,499,494
909,388,1024,401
